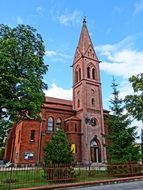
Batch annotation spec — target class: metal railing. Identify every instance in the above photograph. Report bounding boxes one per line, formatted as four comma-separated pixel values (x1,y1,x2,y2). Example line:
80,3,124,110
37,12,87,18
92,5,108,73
0,165,47,190
0,163,142,189
43,163,76,182
107,163,143,177
0,163,108,189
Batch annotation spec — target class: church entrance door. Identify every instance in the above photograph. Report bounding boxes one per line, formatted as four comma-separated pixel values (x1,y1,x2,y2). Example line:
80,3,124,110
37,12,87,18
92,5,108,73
90,139,101,163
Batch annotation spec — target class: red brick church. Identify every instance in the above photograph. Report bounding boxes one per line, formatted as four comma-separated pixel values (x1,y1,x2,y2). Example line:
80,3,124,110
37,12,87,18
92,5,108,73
4,19,108,166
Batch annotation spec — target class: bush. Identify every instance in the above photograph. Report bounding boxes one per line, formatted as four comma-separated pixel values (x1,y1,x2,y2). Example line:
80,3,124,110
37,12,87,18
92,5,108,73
0,147,5,160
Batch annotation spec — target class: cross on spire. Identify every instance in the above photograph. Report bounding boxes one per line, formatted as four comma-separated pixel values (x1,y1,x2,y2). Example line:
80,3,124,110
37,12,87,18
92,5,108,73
83,16,86,24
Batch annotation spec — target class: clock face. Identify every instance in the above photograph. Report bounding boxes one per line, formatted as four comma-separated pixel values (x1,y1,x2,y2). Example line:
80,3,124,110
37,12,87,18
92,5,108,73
91,118,96,126
85,117,96,127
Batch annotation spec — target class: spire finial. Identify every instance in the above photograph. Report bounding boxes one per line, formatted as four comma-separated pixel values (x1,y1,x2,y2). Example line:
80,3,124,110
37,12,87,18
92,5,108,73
83,16,86,24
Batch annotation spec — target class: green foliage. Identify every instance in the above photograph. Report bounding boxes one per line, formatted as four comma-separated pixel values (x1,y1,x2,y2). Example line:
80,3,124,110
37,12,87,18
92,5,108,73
141,129,143,161
0,24,48,122
0,147,5,159
44,128,73,164
125,73,143,121
106,78,140,164
0,119,12,146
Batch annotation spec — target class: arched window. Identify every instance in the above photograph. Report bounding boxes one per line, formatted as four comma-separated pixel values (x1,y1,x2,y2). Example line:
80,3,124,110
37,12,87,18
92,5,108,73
75,70,78,83
77,99,80,108
47,117,53,132
87,67,90,78
91,98,95,106
79,68,81,81
92,68,95,79
56,118,62,129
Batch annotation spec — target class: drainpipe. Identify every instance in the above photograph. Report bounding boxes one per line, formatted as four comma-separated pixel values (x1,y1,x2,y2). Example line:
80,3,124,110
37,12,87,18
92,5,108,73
37,114,42,166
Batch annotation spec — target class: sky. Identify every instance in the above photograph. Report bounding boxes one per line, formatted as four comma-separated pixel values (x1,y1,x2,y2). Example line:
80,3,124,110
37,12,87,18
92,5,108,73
0,0,143,138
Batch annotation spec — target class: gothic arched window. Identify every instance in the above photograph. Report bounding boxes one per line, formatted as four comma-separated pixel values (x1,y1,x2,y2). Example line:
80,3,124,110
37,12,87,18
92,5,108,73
79,68,81,81
77,99,80,108
87,67,90,78
56,118,62,129
47,117,54,132
92,68,95,80
75,70,78,83
92,98,95,106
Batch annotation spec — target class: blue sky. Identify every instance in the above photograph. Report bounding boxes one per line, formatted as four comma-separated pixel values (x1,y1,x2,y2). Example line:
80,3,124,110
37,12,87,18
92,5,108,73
1,0,143,133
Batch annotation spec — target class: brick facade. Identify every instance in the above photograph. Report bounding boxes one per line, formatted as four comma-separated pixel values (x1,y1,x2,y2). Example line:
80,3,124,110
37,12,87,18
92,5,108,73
4,19,108,166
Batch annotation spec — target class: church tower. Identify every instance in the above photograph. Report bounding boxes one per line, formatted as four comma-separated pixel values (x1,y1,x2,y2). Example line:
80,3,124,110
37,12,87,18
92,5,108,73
73,18,107,165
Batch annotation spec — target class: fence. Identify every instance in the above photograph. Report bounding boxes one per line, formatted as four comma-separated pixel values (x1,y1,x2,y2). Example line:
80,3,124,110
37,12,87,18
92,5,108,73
0,163,108,189
0,163,143,189
43,163,77,183
107,163,143,177
0,165,47,190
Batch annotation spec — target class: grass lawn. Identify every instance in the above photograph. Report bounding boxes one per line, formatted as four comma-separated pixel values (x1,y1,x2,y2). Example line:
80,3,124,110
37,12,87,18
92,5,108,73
0,168,48,190
75,169,115,182
0,167,113,189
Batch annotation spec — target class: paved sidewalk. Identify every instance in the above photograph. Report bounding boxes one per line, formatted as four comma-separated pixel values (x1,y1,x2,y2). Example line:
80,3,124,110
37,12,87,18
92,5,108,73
17,175,143,190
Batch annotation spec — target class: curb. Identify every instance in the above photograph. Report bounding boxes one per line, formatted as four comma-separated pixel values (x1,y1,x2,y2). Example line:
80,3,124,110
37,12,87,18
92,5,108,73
17,175,143,190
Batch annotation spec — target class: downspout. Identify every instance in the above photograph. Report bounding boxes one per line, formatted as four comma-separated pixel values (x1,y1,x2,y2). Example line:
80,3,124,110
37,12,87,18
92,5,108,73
37,116,42,166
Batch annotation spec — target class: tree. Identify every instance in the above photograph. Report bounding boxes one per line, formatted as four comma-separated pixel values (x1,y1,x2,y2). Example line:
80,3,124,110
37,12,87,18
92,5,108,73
141,128,143,161
0,24,48,122
125,73,143,121
125,73,143,162
44,128,73,164
0,119,12,146
106,78,140,164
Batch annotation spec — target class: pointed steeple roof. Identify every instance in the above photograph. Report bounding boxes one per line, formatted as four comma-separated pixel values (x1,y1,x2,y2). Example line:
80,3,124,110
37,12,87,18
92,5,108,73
77,17,94,55
73,18,99,65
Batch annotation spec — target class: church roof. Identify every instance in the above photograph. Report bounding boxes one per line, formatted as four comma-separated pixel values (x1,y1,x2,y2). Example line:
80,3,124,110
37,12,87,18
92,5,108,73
43,96,75,113
45,96,72,106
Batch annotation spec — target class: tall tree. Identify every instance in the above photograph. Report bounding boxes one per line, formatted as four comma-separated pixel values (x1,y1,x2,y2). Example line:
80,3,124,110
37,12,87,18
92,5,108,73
0,119,12,146
0,24,48,122
44,128,73,164
125,73,143,121
106,78,140,164
141,128,143,161
125,73,143,162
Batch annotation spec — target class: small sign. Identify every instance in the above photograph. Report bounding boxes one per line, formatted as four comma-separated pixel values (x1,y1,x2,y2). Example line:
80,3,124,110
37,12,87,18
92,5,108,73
24,152,34,160
71,144,76,154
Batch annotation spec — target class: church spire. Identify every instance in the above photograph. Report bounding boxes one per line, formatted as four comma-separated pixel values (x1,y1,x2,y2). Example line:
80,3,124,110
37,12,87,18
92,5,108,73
77,17,93,55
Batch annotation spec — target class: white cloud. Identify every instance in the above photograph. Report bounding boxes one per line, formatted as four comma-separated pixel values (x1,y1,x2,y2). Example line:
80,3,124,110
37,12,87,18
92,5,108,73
36,6,45,17
131,119,142,143
133,0,143,15
118,81,134,99
96,36,143,79
98,36,143,142
56,10,82,26
45,50,57,57
17,17,23,24
45,50,71,60
44,83,72,100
